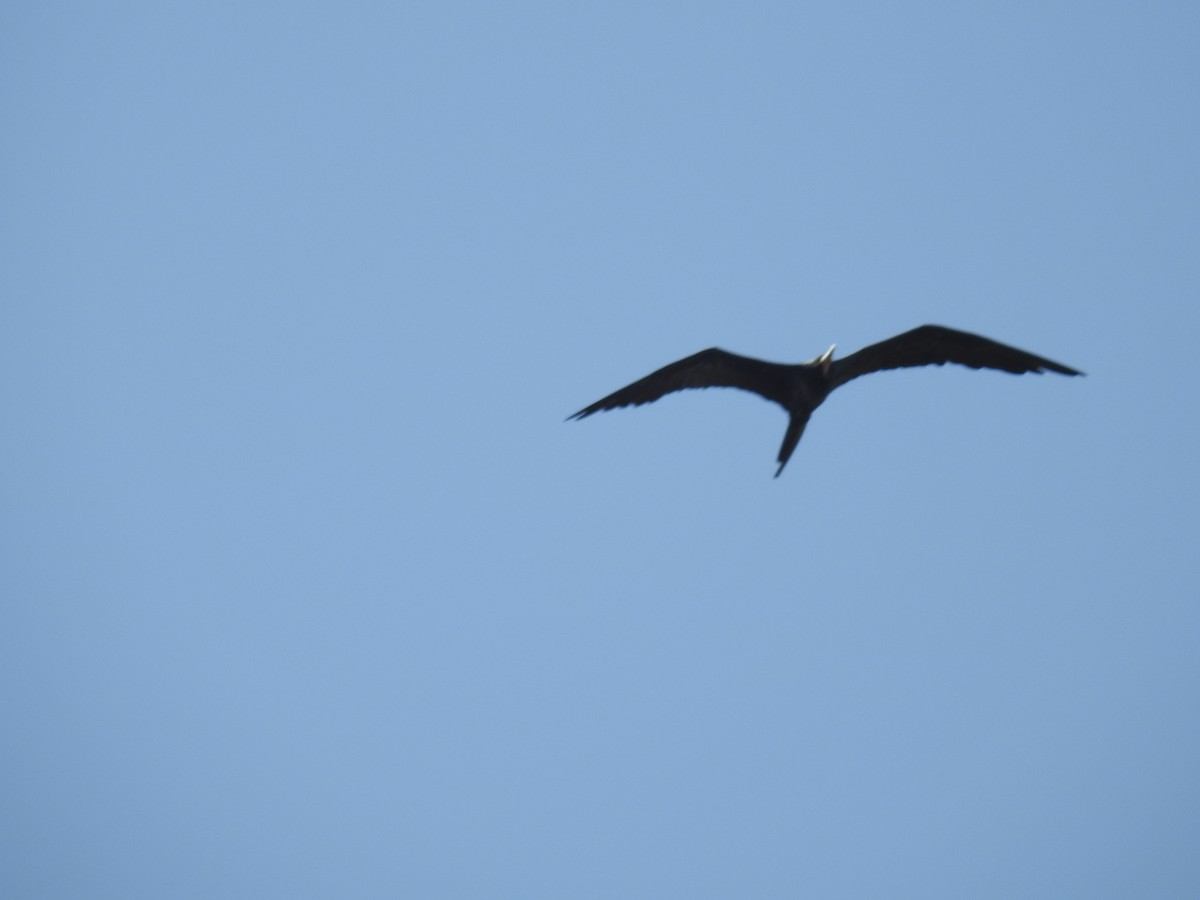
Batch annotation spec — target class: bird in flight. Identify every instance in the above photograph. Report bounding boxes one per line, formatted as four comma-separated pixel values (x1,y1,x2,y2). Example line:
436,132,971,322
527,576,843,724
569,324,1082,477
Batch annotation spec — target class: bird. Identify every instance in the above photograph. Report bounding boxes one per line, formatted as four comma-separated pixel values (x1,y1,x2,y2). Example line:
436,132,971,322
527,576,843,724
568,324,1082,477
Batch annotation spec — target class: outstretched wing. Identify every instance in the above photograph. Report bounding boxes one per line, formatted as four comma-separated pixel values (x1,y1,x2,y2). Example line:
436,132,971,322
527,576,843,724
568,348,794,420
829,325,1082,390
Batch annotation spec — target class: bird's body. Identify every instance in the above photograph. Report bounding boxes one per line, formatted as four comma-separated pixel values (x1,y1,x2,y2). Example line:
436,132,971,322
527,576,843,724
568,325,1082,476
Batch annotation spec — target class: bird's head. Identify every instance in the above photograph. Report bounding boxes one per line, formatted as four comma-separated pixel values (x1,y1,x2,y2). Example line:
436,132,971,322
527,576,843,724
812,345,835,376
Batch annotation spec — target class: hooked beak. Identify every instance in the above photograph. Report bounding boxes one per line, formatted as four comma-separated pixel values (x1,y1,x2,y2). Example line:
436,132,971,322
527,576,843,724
817,344,835,376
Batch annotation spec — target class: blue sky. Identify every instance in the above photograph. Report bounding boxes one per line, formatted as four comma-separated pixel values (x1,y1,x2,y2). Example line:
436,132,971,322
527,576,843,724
3,2,1198,897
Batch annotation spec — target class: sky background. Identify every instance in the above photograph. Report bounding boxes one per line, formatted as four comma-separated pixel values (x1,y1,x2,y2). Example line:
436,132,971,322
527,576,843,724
3,2,1198,897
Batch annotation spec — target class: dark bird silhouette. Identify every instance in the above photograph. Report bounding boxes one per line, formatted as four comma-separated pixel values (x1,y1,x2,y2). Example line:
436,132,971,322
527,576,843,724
568,325,1082,477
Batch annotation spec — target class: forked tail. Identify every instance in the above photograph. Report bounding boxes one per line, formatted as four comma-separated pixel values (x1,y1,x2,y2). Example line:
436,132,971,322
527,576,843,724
775,412,811,478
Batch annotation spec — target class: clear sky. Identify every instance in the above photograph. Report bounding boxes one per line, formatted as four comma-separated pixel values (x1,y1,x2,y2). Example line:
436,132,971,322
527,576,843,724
3,2,1198,897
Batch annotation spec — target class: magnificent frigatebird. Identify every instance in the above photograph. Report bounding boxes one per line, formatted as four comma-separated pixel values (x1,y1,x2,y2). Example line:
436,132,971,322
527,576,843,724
569,324,1082,477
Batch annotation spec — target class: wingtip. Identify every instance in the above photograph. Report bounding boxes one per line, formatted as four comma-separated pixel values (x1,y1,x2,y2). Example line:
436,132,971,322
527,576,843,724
1049,364,1085,377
